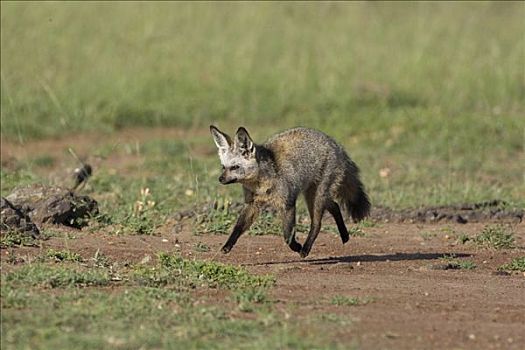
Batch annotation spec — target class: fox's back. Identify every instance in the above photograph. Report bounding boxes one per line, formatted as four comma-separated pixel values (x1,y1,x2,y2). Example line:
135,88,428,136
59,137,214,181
264,127,349,188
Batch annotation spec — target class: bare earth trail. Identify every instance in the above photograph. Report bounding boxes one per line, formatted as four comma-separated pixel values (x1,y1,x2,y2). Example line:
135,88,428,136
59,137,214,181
3,222,524,349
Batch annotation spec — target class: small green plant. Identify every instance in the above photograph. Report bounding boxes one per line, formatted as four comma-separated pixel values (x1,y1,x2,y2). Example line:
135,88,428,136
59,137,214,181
331,295,371,306
457,233,470,244
498,256,525,272
456,261,477,270
122,187,158,235
44,249,83,262
440,254,477,270
348,226,366,237
0,231,40,248
358,218,376,228
194,242,211,252
473,225,515,249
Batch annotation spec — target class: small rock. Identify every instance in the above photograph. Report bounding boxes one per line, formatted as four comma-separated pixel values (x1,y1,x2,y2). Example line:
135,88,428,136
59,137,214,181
5,184,98,228
1,197,40,238
492,270,510,276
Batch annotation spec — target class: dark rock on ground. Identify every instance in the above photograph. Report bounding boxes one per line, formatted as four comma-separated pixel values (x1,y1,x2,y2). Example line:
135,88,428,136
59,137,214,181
1,197,40,237
4,184,98,229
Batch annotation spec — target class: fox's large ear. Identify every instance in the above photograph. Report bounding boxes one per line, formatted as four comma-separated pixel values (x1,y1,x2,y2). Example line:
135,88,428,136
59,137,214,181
210,125,232,150
235,127,255,156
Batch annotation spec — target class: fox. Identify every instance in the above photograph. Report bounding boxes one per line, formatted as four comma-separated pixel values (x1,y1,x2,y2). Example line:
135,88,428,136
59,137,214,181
210,125,371,258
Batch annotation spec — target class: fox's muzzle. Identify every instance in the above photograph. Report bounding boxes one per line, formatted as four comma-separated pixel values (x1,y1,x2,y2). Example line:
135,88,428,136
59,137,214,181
219,175,237,185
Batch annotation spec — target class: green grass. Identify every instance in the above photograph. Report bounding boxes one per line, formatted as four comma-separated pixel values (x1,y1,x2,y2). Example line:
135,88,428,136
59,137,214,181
498,256,525,273
0,231,40,248
1,285,330,349
4,264,110,288
440,254,477,270
454,225,516,249
2,2,523,138
1,254,340,349
331,295,373,306
132,253,275,316
472,225,515,249
193,242,211,252
43,249,83,263
158,253,275,290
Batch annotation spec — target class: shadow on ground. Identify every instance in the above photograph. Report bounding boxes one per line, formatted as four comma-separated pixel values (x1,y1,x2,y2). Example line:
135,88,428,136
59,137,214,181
244,252,472,266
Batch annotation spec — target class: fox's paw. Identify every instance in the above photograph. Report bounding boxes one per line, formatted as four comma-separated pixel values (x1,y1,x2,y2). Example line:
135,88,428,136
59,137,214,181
221,245,232,254
299,248,310,259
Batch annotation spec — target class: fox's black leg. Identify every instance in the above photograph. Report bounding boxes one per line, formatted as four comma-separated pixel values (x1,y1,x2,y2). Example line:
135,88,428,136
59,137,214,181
282,204,302,253
222,204,258,253
302,186,322,257
327,201,349,244
300,201,324,258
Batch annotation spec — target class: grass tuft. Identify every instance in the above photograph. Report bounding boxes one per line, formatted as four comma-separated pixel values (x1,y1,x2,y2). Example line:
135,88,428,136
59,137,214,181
158,253,275,290
331,295,372,306
472,225,515,249
0,231,40,248
43,249,83,262
440,254,477,270
5,264,110,288
498,256,525,272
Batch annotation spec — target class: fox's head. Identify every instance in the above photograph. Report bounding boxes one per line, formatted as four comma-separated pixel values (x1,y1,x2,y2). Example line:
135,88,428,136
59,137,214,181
210,125,258,185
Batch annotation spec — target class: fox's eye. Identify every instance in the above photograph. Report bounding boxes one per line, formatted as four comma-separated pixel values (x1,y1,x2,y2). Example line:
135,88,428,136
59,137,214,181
230,165,240,171
221,165,225,170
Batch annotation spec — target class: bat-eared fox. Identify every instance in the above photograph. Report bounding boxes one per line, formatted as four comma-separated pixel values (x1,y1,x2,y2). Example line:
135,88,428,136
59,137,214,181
210,125,370,258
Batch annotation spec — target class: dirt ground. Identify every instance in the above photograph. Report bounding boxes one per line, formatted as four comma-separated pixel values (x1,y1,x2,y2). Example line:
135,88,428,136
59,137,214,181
3,221,524,350
2,130,524,349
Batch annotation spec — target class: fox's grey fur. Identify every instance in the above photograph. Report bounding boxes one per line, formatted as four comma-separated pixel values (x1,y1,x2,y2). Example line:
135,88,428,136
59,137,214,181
210,125,370,258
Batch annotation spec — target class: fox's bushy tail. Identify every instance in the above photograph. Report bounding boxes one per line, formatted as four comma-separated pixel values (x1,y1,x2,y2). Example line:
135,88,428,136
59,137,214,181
348,181,371,222
338,158,371,222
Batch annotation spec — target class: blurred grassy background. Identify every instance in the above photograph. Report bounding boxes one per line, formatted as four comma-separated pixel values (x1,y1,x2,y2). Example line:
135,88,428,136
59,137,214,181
1,1,524,208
